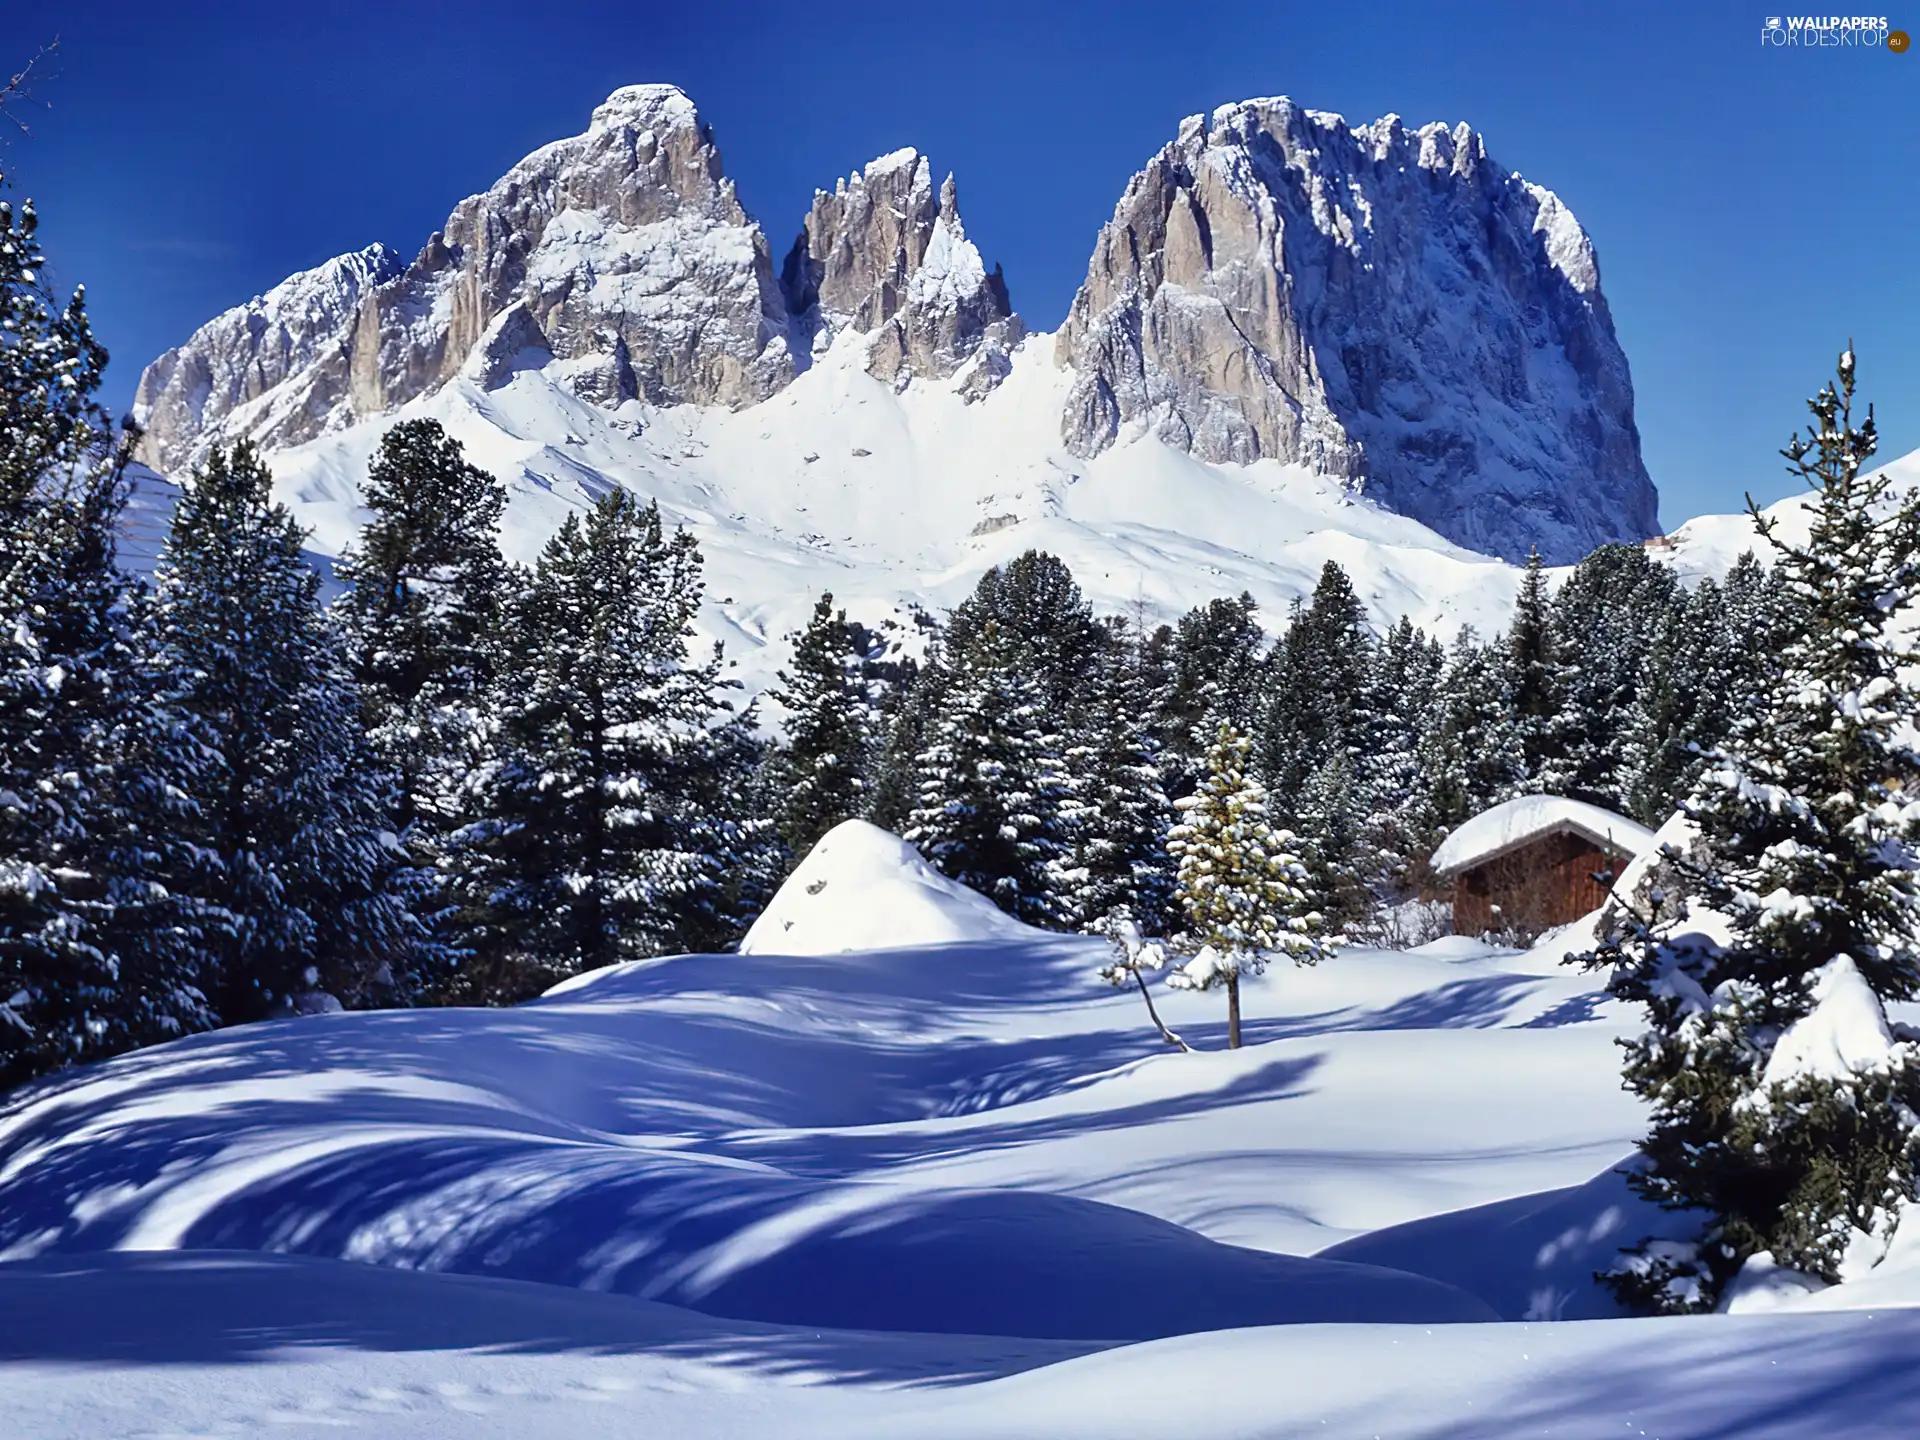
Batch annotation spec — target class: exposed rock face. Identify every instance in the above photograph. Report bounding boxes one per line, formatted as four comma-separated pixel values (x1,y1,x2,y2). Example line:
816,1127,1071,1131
780,152,1021,395
132,244,404,470
1056,99,1657,563
135,86,797,471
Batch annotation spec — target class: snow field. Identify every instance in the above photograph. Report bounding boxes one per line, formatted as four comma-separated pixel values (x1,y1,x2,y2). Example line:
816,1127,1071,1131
6,833,1920,1435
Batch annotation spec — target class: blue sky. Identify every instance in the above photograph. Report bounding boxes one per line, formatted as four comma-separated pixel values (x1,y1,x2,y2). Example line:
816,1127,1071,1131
5,0,1916,527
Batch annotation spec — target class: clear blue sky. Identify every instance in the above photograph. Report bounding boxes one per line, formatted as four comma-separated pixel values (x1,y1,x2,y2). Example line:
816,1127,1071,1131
6,0,1916,528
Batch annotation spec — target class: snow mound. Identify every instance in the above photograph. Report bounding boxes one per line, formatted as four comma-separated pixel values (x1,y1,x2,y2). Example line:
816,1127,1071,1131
1758,953,1905,1093
1719,1252,1831,1314
1319,1159,1694,1321
740,820,1032,955
1431,795,1657,877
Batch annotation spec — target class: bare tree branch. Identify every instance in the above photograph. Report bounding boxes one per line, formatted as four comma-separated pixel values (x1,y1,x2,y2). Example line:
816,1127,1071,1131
1,38,60,140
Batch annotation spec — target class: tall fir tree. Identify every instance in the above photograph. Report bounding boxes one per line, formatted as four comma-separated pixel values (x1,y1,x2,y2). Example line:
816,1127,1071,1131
1259,560,1373,812
1,185,220,1086
766,592,873,862
334,419,514,845
1420,627,1523,831
154,444,422,1022
1551,543,1682,811
1506,549,1573,794
1618,562,1785,828
1058,619,1175,934
1155,592,1266,790
903,639,1070,928
1166,722,1327,1048
447,492,752,997
1356,616,1447,908
1580,351,1920,1312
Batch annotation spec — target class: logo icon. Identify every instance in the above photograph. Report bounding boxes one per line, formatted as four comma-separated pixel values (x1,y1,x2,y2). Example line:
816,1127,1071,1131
1890,26,1912,49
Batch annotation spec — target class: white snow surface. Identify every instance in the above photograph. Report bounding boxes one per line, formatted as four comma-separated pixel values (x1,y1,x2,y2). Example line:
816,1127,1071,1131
1757,953,1907,1093
1430,794,1658,878
161,329,1539,705
738,820,1029,954
7,867,1920,1433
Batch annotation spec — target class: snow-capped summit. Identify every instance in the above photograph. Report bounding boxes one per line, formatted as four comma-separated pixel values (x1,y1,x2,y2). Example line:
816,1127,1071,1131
586,81,701,134
1056,98,1658,562
127,84,1669,690
134,84,798,471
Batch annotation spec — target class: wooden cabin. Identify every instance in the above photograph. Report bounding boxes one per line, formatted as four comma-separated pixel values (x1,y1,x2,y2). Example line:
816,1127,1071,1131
1430,796,1657,940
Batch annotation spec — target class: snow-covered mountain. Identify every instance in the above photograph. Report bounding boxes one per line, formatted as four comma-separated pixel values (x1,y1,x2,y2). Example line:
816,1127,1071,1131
128,83,1663,692
1056,100,1657,563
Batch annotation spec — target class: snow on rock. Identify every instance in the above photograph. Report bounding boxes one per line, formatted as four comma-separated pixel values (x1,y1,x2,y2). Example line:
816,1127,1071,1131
133,84,795,472
740,820,1031,954
220,327,1536,705
1056,98,1658,563
127,81,1678,662
1757,953,1906,1093
131,244,405,470
1431,795,1657,878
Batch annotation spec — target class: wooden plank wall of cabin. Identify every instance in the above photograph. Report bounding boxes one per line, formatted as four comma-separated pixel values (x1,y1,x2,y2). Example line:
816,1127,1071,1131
1450,831,1632,939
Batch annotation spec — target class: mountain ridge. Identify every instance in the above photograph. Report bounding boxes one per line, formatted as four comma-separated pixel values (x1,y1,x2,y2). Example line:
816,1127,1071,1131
126,83,1663,675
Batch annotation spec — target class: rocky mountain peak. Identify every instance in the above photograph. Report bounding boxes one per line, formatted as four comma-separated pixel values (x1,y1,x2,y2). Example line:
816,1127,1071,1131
781,149,1021,396
135,86,795,470
1056,97,1656,563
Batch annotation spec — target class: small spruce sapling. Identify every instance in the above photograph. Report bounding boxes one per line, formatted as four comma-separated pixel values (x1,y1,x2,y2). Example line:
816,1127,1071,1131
1166,722,1329,1048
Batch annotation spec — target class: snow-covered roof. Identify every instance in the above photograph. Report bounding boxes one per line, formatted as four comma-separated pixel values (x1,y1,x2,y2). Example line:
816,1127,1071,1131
1431,795,1657,879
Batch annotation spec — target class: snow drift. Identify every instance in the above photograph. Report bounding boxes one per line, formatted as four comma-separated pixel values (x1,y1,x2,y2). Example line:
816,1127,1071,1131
740,820,1031,955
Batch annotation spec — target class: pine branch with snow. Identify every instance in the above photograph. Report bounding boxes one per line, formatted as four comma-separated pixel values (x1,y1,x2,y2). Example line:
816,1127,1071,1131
1581,349,1920,1312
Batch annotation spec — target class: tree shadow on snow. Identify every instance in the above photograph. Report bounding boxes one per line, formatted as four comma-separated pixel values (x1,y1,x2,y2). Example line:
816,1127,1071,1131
1402,1313,1920,1439
0,1248,1104,1383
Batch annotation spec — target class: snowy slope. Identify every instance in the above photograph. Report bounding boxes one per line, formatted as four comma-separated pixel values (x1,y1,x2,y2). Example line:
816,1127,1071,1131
1662,441,1920,578
237,326,1530,701
6,837,1920,1434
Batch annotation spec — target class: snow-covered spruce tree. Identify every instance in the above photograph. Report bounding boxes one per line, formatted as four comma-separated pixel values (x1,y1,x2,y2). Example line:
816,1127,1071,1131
904,631,1070,928
1419,627,1523,830
334,419,514,847
1059,619,1175,935
154,443,423,1022
1167,722,1327,1049
766,591,873,862
1582,351,1920,1312
1506,549,1574,795
1259,560,1372,812
1620,556,1788,828
863,653,943,836
1153,593,1266,792
447,492,751,998
1356,616,1447,913
0,187,221,1087
943,550,1107,716
1551,543,1683,811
